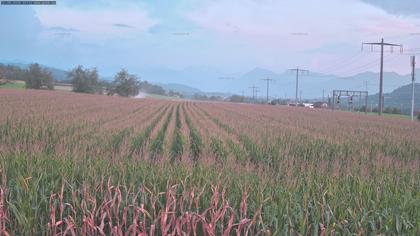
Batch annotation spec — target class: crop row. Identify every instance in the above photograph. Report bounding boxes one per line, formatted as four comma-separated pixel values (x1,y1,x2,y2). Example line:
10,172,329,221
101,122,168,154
169,105,184,161
149,106,174,161
129,105,168,158
183,106,203,162
0,89,418,234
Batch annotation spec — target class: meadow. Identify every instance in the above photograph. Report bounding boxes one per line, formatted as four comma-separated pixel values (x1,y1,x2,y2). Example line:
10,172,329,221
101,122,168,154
0,80,25,89
0,89,419,235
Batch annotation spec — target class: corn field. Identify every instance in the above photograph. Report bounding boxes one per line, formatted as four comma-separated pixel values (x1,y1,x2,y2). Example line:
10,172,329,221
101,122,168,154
0,89,419,235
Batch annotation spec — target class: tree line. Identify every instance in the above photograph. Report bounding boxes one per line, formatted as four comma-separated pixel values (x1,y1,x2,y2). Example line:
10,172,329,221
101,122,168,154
0,63,179,98
0,64,54,89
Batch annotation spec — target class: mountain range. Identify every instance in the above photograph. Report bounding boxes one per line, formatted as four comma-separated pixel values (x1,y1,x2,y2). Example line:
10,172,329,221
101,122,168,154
131,66,419,99
2,61,418,99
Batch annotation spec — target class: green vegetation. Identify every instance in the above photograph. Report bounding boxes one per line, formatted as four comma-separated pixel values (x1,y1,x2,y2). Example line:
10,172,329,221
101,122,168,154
0,64,27,82
0,63,53,90
129,106,167,157
0,80,25,89
149,107,173,160
210,136,227,163
170,105,184,161
24,63,54,90
69,65,99,94
0,90,418,235
183,108,202,162
108,69,140,97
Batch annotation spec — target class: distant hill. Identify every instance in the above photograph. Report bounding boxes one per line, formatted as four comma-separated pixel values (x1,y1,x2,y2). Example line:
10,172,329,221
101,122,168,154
2,61,417,99
47,67,69,81
158,83,203,96
229,68,413,99
2,62,69,81
368,83,420,114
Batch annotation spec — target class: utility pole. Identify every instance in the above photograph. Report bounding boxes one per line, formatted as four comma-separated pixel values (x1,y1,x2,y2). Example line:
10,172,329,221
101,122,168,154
249,86,258,102
411,56,416,121
362,38,403,115
255,88,259,101
289,67,309,105
262,77,274,104
327,94,330,107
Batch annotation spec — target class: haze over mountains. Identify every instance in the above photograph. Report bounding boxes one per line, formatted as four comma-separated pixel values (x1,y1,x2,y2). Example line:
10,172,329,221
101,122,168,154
107,66,419,99
2,61,418,99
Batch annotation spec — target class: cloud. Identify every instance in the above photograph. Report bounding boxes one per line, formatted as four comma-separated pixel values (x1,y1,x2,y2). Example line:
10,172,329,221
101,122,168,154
0,6,45,61
54,32,73,37
2,0,420,78
35,5,158,41
180,0,420,74
147,23,201,36
186,0,420,49
360,0,420,17
113,23,136,29
302,43,356,54
48,26,80,32
0,6,43,42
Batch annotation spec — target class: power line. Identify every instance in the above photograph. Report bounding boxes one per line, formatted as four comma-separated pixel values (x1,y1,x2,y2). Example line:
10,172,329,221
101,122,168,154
313,34,418,76
289,67,309,105
317,53,383,76
314,52,363,74
249,86,258,102
337,53,400,76
411,56,416,121
362,38,403,115
261,77,274,104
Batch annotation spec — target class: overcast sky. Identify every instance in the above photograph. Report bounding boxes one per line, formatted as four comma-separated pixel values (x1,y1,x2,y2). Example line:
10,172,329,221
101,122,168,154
1,0,419,76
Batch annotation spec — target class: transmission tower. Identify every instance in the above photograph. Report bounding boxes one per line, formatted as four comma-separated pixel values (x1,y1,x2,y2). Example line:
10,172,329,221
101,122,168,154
411,56,416,121
249,86,258,102
289,67,309,105
261,77,274,103
362,38,403,115
255,88,260,101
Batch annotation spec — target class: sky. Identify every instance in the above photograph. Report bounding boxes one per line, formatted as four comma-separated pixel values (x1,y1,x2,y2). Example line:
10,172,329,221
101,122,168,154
1,0,420,79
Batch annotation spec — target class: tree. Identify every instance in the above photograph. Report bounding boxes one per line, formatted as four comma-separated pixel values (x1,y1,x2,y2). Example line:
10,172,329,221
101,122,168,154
138,81,166,95
193,93,208,101
168,90,183,98
25,63,54,90
69,65,99,93
0,64,26,81
229,95,245,103
112,69,140,97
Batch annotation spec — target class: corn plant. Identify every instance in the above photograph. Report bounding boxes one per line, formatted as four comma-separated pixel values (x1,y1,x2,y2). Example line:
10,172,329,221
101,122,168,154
149,107,173,161
170,105,183,161
183,107,202,162
0,89,419,235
